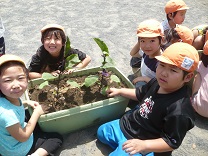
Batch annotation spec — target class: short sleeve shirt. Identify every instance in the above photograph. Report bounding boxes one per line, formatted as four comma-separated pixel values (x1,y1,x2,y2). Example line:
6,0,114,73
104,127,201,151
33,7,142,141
120,79,195,152
28,45,87,73
139,50,158,79
0,97,33,156
192,61,208,117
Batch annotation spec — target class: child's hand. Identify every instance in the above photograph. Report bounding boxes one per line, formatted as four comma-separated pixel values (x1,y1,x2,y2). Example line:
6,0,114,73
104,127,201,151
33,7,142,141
51,70,61,77
26,100,40,109
122,139,147,155
106,88,120,97
63,68,76,74
33,104,50,116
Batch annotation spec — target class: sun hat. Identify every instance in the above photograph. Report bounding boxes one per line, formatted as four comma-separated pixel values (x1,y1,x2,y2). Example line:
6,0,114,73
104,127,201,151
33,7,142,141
165,0,189,14
41,24,65,34
155,42,199,72
137,19,164,37
175,25,194,45
0,54,25,67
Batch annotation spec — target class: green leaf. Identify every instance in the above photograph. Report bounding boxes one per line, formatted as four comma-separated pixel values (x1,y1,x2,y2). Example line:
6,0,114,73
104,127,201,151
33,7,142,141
38,81,49,89
84,75,99,87
100,86,108,95
64,36,71,57
42,72,56,80
65,54,81,69
110,75,120,83
102,56,115,68
94,38,109,53
66,79,80,88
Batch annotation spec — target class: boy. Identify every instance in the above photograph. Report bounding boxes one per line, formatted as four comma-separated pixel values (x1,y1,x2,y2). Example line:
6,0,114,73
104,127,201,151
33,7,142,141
97,42,199,156
161,0,189,49
129,19,164,87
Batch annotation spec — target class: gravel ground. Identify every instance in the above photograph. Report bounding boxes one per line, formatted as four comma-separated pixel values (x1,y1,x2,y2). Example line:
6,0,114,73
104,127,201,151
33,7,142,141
1,0,208,155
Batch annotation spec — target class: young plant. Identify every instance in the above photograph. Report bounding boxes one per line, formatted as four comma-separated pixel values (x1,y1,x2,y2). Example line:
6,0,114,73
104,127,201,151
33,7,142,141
38,36,81,107
93,38,121,95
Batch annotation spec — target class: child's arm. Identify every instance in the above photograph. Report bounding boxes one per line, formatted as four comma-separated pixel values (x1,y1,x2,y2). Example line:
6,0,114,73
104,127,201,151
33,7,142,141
122,138,173,155
6,104,49,142
74,54,91,69
130,42,141,57
192,72,201,95
29,72,42,79
132,76,151,84
106,88,138,101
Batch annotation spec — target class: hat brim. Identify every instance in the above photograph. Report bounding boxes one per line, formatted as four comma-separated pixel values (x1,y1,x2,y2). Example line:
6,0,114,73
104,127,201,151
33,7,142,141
155,55,175,66
137,33,161,37
0,54,25,67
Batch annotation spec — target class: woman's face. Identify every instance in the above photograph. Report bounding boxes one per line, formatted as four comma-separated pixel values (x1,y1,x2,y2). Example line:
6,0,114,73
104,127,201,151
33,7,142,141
43,32,63,57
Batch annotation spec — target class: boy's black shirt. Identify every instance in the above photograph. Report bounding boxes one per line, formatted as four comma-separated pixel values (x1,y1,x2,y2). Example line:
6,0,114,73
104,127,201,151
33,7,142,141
120,78,195,156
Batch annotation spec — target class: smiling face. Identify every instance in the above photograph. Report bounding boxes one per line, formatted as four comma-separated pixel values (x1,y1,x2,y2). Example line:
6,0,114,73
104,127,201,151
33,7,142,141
156,61,191,94
0,64,28,104
43,31,64,57
139,37,161,58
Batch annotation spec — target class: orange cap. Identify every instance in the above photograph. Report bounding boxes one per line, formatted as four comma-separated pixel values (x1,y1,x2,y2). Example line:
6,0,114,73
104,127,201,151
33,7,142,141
175,25,194,45
155,42,199,72
165,0,189,14
41,24,65,34
137,19,164,37
0,54,25,67
203,41,208,55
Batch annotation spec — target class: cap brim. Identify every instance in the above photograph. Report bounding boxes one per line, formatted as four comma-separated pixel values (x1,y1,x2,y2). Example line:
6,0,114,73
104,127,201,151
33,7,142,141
177,7,189,11
0,54,25,67
155,55,175,66
137,33,160,37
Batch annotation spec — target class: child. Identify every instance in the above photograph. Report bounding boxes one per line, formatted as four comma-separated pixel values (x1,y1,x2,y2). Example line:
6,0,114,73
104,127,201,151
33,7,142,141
0,54,63,156
192,40,208,117
28,24,91,79
0,17,5,56
161,0,189,49
166,25,194,45
192,24,208,50
97,42,199,156
131,19,164,88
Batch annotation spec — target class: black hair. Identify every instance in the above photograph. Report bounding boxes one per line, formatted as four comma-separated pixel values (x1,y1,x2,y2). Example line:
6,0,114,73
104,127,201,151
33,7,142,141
166,12,178,21
166,28,181,43
41,28,66,44
138,36,163,44
0,61,29,97
201,53,208,68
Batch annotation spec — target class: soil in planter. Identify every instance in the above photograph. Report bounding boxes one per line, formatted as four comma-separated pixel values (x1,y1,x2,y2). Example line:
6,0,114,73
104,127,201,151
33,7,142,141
29,71,128,113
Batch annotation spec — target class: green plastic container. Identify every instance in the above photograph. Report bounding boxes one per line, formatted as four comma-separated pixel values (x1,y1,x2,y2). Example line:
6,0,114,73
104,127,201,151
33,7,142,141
26,67,134,134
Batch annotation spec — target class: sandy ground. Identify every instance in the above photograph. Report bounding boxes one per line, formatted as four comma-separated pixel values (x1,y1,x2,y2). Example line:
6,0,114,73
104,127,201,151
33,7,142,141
1,0,208,155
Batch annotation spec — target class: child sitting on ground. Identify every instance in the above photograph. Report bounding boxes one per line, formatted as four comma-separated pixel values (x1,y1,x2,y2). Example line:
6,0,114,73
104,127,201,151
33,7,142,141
192,39,208,118
192,24,208,50
131,19,164,88
97,42,199,156
161,0,189,49
0,54,63,156
166,25,194,45
28,24,91,79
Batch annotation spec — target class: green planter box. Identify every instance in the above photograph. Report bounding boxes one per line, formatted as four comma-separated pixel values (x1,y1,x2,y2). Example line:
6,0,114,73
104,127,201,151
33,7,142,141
26,67,134,134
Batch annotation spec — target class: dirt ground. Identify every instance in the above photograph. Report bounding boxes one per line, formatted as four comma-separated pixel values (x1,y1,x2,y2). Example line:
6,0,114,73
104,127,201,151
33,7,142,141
1,0,208,155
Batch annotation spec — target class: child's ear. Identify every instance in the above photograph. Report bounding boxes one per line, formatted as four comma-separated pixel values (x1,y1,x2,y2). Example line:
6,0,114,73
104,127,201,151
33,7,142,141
184,72,194,82
168,13,173,19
